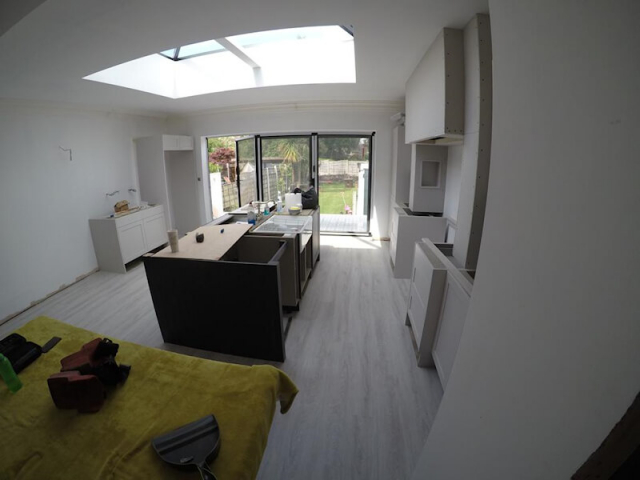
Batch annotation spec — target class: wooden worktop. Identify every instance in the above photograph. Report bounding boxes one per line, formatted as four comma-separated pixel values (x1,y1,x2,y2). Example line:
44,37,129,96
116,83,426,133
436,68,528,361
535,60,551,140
153,223,251,261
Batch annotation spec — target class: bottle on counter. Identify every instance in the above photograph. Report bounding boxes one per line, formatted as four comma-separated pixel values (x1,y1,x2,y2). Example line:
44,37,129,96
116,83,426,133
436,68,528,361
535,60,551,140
247,208,257,225
0,353,22,393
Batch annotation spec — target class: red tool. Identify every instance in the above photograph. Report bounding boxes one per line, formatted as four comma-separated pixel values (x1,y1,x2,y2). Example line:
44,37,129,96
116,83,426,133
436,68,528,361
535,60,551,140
60,338,105,372
47,371,105,413
48,338,129,413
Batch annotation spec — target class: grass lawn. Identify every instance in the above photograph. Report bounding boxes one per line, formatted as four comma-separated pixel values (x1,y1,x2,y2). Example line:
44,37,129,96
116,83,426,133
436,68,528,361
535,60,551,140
319,182,357,214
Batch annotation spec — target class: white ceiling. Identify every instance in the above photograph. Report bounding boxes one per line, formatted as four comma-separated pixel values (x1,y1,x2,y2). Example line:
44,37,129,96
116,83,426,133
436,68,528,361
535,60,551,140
0,0,488,116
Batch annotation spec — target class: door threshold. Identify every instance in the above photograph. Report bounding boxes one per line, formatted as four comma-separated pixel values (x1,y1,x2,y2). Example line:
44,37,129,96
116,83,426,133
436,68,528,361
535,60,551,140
320,231,371,237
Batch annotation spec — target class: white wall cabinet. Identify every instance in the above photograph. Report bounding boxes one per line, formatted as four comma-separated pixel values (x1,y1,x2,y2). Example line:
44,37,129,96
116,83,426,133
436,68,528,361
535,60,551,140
388,202,447,278
452,14,493,270
162,135,194,151
405,28,464,145
409,144,448,213
89,205,167,273
390,125,413,206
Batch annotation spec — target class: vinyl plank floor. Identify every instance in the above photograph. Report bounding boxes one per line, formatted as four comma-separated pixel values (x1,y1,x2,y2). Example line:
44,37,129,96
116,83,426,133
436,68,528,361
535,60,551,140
0,236,443,480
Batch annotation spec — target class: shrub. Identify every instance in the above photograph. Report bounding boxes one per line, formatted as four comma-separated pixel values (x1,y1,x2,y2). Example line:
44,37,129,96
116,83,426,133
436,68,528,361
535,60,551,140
209,147,235,164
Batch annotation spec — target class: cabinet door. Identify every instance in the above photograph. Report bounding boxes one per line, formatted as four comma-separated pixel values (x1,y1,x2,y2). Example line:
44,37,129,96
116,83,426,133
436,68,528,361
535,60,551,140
391,127,399,201
162,135,178,151
408,283,427,340
118,223,146,263
390,208,400,239
311,209,320,267
389,233,397,265
394,125,413,205
179,136,194,150
432,276,471,389
143,213,168,250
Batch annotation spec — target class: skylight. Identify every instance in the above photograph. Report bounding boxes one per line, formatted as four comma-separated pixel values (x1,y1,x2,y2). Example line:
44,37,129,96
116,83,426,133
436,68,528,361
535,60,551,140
160,39,225,61
84,25,355,99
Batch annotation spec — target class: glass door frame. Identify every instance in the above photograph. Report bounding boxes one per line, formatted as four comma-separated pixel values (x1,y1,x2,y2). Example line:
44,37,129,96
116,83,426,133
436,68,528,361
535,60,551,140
235,135,260,207
258,134,314,203
316,133,374,235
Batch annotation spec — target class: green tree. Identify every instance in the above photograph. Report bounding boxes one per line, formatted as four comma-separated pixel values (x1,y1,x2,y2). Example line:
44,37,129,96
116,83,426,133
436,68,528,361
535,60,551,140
261,138,309,189
207,136,235,153
318,137,362,160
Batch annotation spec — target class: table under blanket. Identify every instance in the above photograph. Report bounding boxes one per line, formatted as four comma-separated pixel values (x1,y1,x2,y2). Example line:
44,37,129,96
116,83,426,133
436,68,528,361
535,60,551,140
0,316,298,479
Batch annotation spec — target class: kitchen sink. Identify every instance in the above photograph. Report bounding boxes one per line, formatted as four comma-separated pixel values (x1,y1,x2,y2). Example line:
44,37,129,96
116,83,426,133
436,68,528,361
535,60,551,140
253,215,311,234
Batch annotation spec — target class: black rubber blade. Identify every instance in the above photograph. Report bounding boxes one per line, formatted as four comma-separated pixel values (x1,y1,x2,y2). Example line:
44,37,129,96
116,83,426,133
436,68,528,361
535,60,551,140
152,415,221,469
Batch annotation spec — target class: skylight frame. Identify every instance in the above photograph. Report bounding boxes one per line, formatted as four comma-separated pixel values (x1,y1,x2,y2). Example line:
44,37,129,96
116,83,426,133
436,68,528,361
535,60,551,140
159,25,354,63
159,40,226,62
85,25,356,99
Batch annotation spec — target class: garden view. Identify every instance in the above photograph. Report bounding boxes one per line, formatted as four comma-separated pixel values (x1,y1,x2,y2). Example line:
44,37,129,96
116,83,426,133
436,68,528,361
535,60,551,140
207,135,369,231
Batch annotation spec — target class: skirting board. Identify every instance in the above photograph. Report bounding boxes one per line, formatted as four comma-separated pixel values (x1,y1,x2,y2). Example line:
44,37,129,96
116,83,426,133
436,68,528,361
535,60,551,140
0,268,99,326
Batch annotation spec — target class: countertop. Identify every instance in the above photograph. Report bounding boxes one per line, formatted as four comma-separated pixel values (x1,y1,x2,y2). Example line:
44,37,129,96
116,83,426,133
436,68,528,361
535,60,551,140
152,223,251,261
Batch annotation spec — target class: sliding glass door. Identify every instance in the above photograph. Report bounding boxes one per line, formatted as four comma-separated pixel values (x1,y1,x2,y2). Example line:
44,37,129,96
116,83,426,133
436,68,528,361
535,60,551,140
317,135,372,234
206,133,373,234
260,136,313,203
235,136,258,206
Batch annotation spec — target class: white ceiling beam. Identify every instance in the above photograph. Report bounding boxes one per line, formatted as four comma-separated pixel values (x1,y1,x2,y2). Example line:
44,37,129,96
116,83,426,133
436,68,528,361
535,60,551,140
253,67,264,87
216,37,261,69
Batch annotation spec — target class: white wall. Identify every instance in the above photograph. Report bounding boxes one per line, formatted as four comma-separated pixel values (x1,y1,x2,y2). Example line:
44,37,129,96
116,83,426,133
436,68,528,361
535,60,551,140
0,101,165,321
411,1,640,479
167,102,401,238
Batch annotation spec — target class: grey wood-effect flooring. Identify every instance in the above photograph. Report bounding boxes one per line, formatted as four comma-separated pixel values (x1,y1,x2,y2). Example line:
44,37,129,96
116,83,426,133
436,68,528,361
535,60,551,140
0,236,443,480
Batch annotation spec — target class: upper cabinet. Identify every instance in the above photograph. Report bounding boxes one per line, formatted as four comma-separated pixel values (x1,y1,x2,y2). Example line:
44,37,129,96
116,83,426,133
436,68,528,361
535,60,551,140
409,144,448,213
405,28,465,145
390,125,413,205
162,135,194,151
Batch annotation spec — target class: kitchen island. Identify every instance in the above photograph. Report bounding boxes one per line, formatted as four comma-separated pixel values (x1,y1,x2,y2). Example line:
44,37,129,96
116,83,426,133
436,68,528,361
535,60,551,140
143,209,320,362
211,207,320,310
144,223,289,361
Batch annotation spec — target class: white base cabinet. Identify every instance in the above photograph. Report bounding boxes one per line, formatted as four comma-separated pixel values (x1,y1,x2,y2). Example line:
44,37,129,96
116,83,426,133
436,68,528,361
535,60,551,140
404,239,474,390
388,202,447,278
406,241,448,367
89,205,167,273
432,268,472,389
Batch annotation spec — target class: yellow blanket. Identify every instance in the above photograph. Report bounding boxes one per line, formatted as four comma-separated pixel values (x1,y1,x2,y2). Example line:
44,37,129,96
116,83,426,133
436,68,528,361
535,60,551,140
0,316,298,479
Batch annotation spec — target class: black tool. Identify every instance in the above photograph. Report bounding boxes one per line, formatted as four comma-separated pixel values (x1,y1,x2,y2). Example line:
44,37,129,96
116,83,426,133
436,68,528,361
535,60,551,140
0,333,41,373
0,333,25,356
152,415,221,480
196,232,205,243
41,336,61,353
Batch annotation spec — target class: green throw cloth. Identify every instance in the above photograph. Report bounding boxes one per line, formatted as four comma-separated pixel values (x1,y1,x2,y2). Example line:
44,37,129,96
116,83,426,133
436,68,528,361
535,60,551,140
0,316,298,479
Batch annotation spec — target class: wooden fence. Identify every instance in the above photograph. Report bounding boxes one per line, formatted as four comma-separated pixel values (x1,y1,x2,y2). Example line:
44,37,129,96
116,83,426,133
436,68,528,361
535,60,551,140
220,166,293,211
318,159,361,176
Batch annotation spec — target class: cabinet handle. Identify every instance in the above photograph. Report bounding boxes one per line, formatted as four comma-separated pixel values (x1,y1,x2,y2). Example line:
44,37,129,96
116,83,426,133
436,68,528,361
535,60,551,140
413,267,416,282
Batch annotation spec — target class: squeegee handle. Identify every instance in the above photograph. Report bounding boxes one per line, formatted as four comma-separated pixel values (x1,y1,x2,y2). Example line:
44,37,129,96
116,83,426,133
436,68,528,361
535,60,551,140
197,463,217,480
